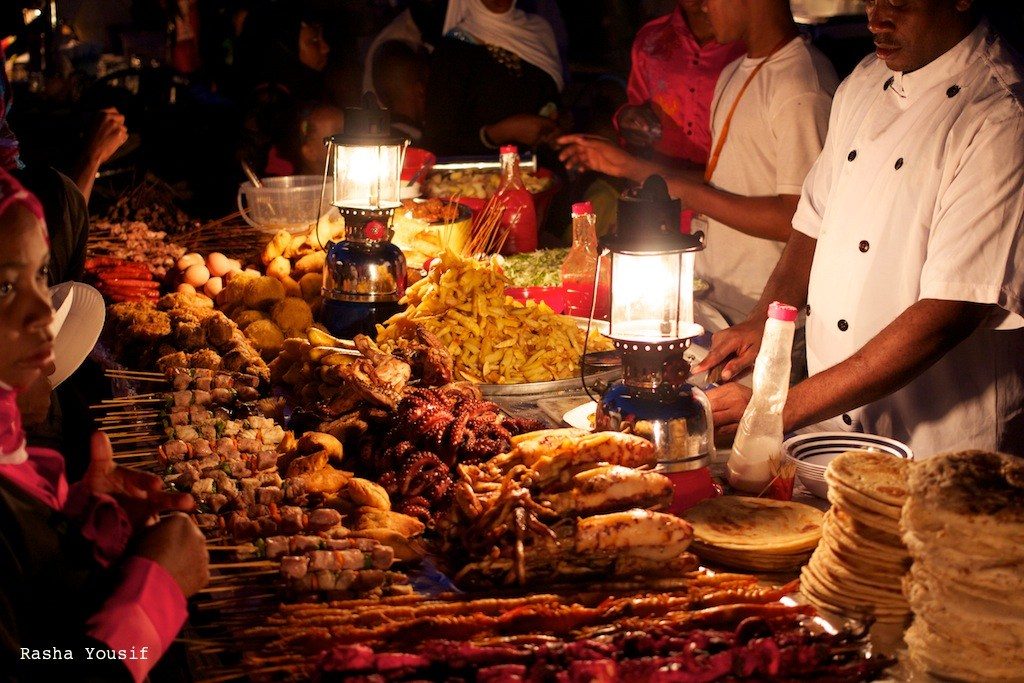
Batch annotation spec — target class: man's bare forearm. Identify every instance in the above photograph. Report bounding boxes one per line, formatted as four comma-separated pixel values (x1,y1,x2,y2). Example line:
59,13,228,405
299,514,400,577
783,299,993,431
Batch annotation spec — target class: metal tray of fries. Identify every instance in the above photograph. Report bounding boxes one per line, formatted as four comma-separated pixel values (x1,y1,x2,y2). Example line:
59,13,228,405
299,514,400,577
477,366,621,398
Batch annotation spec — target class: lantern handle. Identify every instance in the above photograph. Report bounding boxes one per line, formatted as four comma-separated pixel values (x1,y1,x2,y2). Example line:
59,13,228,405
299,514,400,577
315,138,334,251
581,253,605,405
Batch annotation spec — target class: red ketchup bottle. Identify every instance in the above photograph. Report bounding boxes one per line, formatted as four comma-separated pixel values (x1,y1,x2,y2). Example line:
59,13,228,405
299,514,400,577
560,201,610,319
496,145,538,254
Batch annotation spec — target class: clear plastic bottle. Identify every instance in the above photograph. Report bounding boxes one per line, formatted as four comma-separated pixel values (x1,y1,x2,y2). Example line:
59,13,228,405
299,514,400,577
727,302,798,498
560,201,610,319
495,145,538,255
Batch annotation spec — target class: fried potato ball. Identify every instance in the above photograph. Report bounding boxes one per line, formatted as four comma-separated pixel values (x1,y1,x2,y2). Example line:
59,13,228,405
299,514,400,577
299,272,323,301
243,319,285,359
232,309,266,328
243,276,285,309
271,297,313,336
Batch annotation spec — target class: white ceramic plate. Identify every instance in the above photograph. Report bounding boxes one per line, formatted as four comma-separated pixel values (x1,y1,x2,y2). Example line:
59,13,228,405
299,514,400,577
48,282,105,388
563,401,596,430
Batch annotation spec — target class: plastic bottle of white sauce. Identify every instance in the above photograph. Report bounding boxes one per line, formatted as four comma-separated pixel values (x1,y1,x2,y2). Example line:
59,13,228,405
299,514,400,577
727,301,797,494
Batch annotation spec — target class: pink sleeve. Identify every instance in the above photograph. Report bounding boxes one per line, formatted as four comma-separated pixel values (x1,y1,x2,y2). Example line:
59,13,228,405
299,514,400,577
625,36,649,106
86,556,188,683
613,36,650,138
65,483,133,567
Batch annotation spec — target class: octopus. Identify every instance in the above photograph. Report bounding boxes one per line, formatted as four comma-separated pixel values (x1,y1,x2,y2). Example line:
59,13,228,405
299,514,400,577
360,385,542,527
389,326,455,387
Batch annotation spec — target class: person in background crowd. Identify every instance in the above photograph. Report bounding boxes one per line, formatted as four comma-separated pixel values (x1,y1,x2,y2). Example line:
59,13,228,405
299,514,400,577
236,2,331,102
560,0,837,330
618,0,745,169
373,41,430,145
268,102,345,176
0,168,209,681
71,108,129,204
556,0,745,235
697,0,1024,457
421,0,563,156
235,3,333,175
362,0,448,99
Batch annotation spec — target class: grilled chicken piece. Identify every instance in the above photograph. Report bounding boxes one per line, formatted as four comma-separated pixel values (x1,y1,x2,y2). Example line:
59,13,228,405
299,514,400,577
538,465,673,516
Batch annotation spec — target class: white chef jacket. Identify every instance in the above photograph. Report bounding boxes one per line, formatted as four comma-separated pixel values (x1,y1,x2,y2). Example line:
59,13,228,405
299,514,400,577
700,37,837,323
792,22,1024,458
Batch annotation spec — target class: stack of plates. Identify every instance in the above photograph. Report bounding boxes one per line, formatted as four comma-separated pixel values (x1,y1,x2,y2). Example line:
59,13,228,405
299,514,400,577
800,450,912,624
784,432,913,499
902,451,1024,680
684,496,823,572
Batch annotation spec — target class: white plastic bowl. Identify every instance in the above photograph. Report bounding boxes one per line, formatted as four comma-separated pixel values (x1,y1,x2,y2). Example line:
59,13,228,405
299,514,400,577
784,431,913,500
237,175,330,236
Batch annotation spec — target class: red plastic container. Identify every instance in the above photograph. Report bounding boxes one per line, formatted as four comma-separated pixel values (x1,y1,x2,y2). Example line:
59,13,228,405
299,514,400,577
401,147,436,182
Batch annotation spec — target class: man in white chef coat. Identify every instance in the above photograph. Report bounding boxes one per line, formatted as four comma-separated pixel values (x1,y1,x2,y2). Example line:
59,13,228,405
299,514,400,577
696,0,1024,457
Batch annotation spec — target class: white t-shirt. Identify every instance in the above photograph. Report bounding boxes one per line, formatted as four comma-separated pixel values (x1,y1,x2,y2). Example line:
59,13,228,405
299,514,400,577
792,22,1024,457
699,37,838,323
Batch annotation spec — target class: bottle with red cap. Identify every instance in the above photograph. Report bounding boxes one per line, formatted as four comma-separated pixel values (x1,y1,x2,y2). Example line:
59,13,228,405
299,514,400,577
495,145,538,254
560,201,610,319
727,301,798,499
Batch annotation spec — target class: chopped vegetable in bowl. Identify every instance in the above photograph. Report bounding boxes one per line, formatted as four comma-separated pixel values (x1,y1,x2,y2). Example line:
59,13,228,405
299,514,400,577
498,248,568,287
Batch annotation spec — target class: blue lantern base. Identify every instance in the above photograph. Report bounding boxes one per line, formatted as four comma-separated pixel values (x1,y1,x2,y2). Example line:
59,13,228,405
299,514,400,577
596,379,714,471
320,299,403,340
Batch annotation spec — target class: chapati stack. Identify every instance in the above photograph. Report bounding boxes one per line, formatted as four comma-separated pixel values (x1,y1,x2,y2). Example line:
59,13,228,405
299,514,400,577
683,496,822,572
800,451,912,623
902,450,1024,681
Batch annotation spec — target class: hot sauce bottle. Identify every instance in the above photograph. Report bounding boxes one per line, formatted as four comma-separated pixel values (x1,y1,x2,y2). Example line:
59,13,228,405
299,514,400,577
496,145,538,255
560,202,610,319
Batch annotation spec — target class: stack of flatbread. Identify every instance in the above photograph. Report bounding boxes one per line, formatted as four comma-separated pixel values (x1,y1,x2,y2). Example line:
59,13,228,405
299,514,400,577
902,450,1024,681
800,450,912,624
683,496,822,572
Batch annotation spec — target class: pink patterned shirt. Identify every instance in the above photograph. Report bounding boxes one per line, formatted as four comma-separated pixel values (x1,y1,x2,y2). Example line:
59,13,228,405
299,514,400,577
625,8,746,165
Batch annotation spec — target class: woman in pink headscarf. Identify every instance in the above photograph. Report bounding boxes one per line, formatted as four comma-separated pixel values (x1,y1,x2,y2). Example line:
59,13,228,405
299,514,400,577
0,168,208,681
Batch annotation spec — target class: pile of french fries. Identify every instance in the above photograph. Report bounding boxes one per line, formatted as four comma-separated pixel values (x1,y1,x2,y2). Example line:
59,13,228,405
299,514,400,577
377,251,611,384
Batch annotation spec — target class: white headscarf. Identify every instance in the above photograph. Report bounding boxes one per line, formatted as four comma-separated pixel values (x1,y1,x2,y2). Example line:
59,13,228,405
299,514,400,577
443,0,564,91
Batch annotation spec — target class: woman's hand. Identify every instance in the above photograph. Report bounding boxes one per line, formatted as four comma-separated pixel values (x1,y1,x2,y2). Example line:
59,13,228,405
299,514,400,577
84,432,194,530
693,318,767,382
485,113,560,147
556,134,645,180
706,382,753,446
135,513,209,597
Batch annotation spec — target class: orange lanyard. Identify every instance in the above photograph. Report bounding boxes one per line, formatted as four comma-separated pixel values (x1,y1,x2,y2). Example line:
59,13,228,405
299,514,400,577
704,37,794,183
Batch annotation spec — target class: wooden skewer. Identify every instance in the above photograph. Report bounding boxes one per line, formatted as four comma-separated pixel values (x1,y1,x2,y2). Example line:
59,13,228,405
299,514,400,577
100,421,161,429
196,583,274,596
99,395,163,403
108,437,162,446
208,568,278,579
105,369,165,379
99,423,161,432
206,544,257,553
209,561,277,570
192,589,278,606
97,411,161,421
